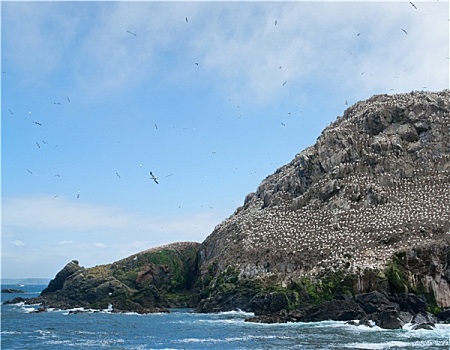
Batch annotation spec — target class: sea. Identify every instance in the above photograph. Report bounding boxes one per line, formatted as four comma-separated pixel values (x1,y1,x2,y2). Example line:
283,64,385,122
1,284,449,350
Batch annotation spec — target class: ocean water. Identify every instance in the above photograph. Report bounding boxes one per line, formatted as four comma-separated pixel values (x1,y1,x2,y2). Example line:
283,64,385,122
1,285,450,350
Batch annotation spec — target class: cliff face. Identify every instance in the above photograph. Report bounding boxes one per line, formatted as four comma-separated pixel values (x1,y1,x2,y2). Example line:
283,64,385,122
197,90,450,312
15,90,450,325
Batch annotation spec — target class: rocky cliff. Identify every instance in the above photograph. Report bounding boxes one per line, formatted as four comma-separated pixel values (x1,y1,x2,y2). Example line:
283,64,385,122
196,90,450,317
11,90,450,328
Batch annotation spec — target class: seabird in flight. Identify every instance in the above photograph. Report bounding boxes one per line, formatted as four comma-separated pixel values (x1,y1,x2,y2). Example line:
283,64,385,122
410,1,417,9
67,96,71,102
116,172,121,178
401,28,408,34
126,30,137,36
8,109,13,115
282,81,287,86
149,172,159,184
33,121,42,126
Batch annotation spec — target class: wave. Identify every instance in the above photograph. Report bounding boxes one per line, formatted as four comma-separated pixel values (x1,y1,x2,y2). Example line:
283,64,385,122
21,306,38,313
340,339,450,349
176,334,296,345
215,309,255,317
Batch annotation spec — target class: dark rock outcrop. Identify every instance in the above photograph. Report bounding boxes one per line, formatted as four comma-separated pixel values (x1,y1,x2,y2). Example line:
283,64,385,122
245,291,438,329
1,288,25,294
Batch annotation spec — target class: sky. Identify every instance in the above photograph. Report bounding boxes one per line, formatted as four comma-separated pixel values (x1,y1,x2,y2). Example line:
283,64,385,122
1,1,449,279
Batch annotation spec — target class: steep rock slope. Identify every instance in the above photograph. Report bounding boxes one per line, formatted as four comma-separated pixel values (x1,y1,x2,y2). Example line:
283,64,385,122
197,90,450,313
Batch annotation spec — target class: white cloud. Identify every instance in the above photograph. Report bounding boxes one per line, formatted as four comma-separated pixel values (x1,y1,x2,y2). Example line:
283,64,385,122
4,2,447,103
2,195,221,240
2,195,222,276
58,240,74,245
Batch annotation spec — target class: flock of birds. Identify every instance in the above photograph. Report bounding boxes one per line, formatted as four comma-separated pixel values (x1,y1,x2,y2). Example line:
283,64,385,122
10,1,431,204
205,90,450,280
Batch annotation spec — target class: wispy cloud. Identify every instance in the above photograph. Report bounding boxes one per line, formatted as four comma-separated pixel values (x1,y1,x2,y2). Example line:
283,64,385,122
11,240,25,247
58,240,74,245
4,2,448,103
2,194,221,276
2,195,220,236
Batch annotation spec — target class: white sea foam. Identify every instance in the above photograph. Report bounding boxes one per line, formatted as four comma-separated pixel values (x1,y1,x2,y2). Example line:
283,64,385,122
0,330,22,335
342,339,450,349
21,306,37,313
216,309,255,317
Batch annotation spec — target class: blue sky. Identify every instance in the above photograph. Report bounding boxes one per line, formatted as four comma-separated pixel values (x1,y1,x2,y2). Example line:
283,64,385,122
2,1,449,279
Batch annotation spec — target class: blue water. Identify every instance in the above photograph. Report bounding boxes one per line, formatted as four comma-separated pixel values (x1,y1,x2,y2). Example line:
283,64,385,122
2,285,450,349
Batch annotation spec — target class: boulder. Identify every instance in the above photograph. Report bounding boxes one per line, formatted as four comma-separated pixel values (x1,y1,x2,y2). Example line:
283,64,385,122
41,260,84,295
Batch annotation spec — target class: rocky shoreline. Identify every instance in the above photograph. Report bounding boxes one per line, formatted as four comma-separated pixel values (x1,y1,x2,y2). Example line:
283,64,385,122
245,291,450,330
4,289,450,330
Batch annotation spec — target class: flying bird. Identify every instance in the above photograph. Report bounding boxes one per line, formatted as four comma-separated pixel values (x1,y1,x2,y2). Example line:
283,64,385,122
33,121,42,126
8,109,13,115
282,81,287,86
275,20,277,25
55,174,60,177
149,172,159,184
116,172,121,178
36,142,40,148
27,169,33,174
185,17,188,23
410,1,417,9
401,28,408,34
281,122,286,127
67,96,71,102
77,192,80,199
126,30,137,36
357,33,361,36
154,123,158,129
